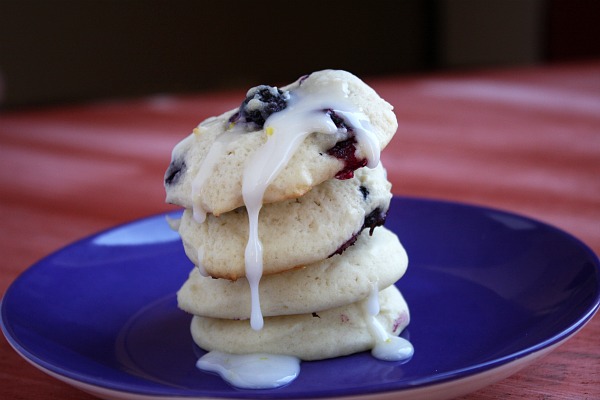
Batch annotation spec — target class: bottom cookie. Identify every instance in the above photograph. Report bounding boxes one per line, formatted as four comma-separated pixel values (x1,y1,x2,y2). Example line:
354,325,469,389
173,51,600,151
189,285,410,361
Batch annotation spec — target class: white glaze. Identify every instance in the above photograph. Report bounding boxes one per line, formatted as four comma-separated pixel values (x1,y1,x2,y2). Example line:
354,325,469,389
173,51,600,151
240,77,382,331
243,198,264,330
196,351,300,389
371,334,414,362
363,283,414,362
365,282,381,316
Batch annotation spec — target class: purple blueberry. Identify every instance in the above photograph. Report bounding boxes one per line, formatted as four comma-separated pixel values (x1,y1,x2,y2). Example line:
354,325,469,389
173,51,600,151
324,109,349,131
164,158,186,186
230,85,289,130
363,208,387,235
323,110,369,179
328,208,387,257
359,185,369,200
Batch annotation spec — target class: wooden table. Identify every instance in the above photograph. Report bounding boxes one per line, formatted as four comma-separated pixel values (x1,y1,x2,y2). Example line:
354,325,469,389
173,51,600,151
1,61,599,399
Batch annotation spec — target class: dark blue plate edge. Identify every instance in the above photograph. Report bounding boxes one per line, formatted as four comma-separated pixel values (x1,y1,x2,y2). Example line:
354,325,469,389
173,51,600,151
1,196,599,399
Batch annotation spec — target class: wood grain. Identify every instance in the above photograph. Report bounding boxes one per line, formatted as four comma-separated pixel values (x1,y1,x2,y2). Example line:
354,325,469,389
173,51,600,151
1,61,599,399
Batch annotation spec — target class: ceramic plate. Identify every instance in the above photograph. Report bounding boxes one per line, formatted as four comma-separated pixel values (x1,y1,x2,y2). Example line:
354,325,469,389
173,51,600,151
2,197,599,400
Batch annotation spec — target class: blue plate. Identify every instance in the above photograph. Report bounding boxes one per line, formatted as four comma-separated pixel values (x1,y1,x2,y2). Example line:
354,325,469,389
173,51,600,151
2,197,599,400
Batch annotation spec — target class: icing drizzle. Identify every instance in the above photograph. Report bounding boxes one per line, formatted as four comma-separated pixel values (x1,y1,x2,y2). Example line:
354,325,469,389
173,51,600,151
197,351,300,389
364,283,414,361
242,77,381,330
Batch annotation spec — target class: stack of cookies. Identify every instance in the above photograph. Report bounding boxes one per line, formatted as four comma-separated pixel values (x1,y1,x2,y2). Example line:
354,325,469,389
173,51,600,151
165,70,410,361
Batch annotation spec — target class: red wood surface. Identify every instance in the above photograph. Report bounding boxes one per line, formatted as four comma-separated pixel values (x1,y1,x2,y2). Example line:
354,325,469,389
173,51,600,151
1,61,599,399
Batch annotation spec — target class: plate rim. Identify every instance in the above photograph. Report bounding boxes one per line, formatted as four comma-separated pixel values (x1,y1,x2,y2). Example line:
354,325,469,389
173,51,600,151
0,335,578,400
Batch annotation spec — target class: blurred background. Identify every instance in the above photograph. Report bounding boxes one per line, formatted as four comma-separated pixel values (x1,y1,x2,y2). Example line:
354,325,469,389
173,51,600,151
1,0,599,109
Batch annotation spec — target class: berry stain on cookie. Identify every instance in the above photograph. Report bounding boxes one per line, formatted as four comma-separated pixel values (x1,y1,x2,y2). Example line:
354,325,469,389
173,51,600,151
327,138,368,179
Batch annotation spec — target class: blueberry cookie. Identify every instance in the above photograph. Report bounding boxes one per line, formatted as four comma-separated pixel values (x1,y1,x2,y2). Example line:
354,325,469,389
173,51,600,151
189,285,410,361
164,69,398,218
177,227,408,319
176,164,392,280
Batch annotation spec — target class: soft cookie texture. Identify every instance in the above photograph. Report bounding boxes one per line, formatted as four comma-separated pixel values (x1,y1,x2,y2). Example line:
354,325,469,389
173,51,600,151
190,285,410,361
177,164,392,280
177,227,408,319
168,69,409,364
164,69,398,216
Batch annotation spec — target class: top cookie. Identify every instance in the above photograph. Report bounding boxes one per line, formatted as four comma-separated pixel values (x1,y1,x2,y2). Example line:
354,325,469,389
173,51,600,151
164,69,397,217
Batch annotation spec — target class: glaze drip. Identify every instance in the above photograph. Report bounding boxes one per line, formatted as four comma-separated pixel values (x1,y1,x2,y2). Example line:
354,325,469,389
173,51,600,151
196,351,300,389
240,77,382,330
363,283,414,361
